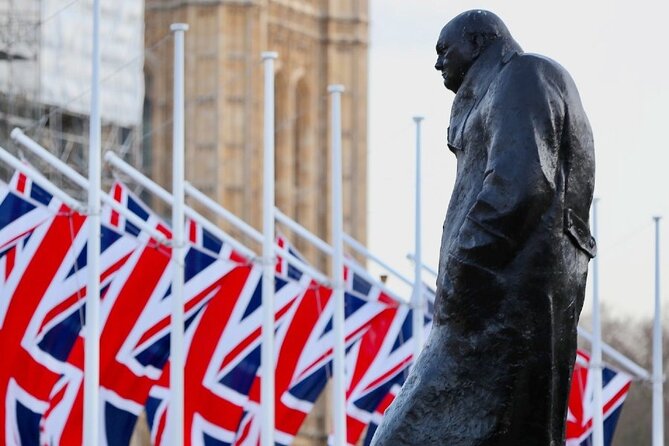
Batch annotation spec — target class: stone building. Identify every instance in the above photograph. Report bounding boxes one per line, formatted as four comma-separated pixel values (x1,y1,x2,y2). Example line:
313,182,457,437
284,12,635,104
144,0,368,262
140,0,369,444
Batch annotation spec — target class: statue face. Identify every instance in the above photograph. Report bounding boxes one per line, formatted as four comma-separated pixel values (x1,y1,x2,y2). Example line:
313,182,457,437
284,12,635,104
435,27,477,93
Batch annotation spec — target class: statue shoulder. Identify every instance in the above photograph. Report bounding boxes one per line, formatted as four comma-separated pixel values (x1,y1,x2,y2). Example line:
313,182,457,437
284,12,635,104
499,53,577,97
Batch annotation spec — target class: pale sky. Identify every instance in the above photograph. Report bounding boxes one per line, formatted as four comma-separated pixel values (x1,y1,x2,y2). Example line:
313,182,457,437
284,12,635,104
367,0,669,321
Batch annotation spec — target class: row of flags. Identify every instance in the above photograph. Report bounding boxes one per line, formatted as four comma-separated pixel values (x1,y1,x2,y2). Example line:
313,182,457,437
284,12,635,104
0,166,632,446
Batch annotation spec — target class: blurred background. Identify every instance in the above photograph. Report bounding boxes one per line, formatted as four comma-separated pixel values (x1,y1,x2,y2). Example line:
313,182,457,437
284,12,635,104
0,0,666,444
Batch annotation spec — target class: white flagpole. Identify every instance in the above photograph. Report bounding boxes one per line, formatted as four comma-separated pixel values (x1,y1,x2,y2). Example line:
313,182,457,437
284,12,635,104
591,198,604,446
104,150,323,281
261,51,278,446
10,130,169,243
328,84,346,446
83,0,101,443
412,116,424,363
169,22,188,446
652,216,664,446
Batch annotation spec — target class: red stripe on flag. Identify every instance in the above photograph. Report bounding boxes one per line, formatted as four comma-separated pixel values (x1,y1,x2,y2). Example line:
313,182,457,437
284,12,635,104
603,382,632,415
0,228,34,252
42,380,68,422
363,357,412,394
110,184,122,227
16,173,27,194
189,221,197,243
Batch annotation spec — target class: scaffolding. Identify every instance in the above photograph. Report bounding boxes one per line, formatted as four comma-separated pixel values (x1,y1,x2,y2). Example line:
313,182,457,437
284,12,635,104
0,0,145,201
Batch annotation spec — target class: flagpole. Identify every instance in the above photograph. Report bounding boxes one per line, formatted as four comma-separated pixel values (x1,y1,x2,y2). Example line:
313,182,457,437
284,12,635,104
344,233,413,288
0,145,83,211
412,116,424,363
169,22,188,446
275,208,407,303
83,0,101,443
577,327,650,381
652,216,664,446
406,254,438,277
10,131,168,242
328,84,347,446
103,150,324,281
591,198,604,446
261,51,278,446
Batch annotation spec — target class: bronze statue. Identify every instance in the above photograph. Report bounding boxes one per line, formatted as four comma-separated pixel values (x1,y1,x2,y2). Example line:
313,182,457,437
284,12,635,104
370,10,596,445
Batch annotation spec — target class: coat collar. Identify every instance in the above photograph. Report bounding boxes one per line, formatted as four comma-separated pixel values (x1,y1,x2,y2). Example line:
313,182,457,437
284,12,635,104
457,38,523,101
448,38,523,153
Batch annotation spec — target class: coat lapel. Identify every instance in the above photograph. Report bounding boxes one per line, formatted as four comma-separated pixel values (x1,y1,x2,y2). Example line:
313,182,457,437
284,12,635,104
447,40,522,154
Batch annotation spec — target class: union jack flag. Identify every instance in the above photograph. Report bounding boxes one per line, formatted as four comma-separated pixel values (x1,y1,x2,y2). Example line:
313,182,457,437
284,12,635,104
566,349,632,446
234,261,395,446
33,181,168,445
146,232,313,446
340,304,432,445
0,208,72,446
0,172,56,283
1,173,138,445
326,282,434,446
362,383,401,446
92,182,267,445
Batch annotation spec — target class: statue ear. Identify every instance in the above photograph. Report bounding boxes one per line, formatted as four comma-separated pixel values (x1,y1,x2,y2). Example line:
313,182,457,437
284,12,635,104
470,33,486,58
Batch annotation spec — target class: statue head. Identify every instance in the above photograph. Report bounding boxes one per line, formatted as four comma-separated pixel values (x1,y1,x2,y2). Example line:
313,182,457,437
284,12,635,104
435,10,511,93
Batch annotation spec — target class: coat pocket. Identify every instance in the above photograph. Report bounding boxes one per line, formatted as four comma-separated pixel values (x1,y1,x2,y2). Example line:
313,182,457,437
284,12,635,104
563,208,597,258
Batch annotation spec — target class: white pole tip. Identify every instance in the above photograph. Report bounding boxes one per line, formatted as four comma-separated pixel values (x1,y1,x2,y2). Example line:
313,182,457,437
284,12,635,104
10,128,22,140
261,51,278,60
170,23,189,32
328,84,345,93
413,116,425,122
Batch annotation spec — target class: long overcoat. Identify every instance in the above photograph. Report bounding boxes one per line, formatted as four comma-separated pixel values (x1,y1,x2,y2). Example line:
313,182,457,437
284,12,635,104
371,39,596,446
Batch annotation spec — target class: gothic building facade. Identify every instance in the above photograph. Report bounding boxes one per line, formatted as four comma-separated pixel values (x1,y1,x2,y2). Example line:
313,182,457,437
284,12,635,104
142,1,369,444
144,0,368,265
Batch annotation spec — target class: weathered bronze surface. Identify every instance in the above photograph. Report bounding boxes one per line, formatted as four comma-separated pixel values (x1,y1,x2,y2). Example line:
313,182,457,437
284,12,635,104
370,10,596,446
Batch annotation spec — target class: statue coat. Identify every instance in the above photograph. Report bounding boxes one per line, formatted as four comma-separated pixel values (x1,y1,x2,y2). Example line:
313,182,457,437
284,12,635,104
371,39,596,446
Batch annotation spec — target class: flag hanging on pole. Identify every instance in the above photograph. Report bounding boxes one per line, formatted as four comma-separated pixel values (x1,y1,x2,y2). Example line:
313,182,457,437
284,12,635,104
42,181,172,445
566,350,632,446
95,182,258,444
362,383,402,446
26,181,144,446
0,172,57,282
331,282,433,446
0,175,138,445
0,193,79,445
146,231,312,445
339,305,421,446
234,257,395,446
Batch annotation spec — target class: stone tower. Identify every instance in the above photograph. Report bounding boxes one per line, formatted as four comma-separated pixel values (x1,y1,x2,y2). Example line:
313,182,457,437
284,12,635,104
144,0,368,262
142,0,368,444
